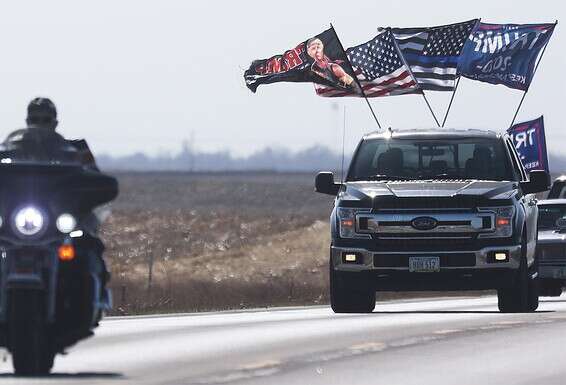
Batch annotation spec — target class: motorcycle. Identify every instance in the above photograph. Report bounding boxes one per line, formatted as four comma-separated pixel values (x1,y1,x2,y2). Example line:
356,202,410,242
0,133,118,375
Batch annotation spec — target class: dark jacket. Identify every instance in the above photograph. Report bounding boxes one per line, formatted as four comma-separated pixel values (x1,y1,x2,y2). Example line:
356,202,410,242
1,128,99,170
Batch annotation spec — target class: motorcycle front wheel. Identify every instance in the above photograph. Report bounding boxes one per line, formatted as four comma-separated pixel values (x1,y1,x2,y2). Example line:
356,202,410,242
9,290,55,376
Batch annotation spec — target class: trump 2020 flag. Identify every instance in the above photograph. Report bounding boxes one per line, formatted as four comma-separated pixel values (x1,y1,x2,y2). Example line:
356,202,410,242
314,29,420,97
458,23,556,90
507,116,548,173
244,27,362,95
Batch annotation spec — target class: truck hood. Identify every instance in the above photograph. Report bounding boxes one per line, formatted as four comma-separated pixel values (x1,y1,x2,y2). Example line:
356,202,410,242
340,180,517,208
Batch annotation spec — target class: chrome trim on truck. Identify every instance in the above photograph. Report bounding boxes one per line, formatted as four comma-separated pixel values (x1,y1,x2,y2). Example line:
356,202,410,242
357,211,495,235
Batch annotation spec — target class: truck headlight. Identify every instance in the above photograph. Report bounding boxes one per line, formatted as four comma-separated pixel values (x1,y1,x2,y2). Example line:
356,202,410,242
478,206,515,238
14,206,45,236
56,213,77,233
337,207,371,239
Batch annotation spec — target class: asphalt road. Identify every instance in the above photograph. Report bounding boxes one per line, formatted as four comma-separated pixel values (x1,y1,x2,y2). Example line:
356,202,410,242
1,295,566,384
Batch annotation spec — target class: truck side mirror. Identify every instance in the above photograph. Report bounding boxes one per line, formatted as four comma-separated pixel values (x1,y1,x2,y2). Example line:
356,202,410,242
315,172,341,195
521,170,550,194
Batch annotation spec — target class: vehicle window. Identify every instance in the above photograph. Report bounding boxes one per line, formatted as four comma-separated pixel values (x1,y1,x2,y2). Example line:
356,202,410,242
538,205,566,230
548,181,566,199
348,137,513,181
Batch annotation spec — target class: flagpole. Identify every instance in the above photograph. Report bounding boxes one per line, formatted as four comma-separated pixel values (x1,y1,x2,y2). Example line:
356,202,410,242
330,23,382,130
442,19,481,128
363,99,382,130
442,76,461,127
421,93,440,127
509,91,528,129
341,105,347,182
509,20,558,128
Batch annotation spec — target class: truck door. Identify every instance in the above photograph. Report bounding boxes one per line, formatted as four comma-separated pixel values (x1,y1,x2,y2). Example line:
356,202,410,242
506,138,537,262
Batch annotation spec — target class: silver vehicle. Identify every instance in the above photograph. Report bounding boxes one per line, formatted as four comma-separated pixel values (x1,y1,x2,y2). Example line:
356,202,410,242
537,199,566,296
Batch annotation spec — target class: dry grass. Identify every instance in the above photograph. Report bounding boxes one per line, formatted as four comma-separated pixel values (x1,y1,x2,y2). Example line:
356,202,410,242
108,220,331,314
100,172,335,315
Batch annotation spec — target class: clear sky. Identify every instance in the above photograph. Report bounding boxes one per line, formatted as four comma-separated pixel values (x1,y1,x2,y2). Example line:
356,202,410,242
0,0,563,157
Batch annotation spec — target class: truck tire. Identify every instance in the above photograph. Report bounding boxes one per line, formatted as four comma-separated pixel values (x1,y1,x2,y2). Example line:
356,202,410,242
540,281,563,297
9,291,55,376
527,273,539,312
497,238,538,313
330,264,375,313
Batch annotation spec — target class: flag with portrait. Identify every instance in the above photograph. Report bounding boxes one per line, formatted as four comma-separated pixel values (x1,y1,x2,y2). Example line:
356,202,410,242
244,27,362,95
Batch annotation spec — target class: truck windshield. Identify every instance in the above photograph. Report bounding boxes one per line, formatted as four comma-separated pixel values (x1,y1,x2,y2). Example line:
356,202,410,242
538,205,566,230
348,137,514,181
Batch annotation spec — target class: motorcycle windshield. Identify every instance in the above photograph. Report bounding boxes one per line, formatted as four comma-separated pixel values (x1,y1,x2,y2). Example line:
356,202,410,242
0,131,118,218
0,128,80,166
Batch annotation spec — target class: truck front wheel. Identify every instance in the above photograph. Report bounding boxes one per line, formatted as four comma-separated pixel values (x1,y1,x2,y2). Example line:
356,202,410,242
497,240,539,313
540,280,563,297
330,266,375,313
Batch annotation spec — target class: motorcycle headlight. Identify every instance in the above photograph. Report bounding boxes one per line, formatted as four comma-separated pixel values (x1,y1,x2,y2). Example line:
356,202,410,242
14,206,45,236
55,213,77,234
478,206,515,238
337,207,371,239
56,213,77,233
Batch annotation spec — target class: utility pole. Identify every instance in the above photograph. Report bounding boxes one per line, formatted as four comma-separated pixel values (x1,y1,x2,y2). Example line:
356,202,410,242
189,130,195,172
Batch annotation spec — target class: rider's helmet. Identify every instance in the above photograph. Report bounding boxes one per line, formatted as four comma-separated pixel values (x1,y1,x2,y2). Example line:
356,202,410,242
26,97,58,130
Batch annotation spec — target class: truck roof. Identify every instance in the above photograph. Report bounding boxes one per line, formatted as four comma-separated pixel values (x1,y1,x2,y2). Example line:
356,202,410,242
363,128,503,141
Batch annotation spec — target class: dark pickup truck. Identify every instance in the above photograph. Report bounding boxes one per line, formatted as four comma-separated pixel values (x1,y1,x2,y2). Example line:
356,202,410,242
316,129,549,313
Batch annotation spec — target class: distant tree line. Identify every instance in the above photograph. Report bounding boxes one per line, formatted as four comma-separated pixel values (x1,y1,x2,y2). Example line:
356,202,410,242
98,144,566,174
98,145,350,172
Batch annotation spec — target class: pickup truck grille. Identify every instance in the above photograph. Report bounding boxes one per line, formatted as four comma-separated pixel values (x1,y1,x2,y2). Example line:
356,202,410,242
372,238,478,252
357,210,494,240
538,244,566,266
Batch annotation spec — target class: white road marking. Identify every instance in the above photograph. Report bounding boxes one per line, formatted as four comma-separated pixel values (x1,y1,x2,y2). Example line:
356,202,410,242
433,329,462,335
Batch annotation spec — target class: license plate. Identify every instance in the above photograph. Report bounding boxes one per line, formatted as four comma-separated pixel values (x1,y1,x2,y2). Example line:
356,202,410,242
409,257,440,273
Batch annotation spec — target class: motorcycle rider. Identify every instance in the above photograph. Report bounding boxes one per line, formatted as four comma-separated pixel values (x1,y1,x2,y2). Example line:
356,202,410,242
8,97,100,170
4,98,110,318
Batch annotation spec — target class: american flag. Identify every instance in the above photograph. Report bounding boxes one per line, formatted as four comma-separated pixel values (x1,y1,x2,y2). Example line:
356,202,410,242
315,29,420,98
391,20,478,91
